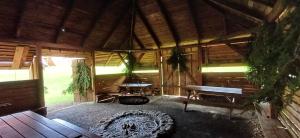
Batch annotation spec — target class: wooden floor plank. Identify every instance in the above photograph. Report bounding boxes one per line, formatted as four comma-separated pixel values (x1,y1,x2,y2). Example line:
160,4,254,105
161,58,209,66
12,113,66,138
53,119,101,138
0,115,45,138
22,111,81,138
0,119,24,138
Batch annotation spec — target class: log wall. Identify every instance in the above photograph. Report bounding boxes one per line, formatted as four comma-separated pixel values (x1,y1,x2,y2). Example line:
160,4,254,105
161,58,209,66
0,80,40,116
278,90,300,138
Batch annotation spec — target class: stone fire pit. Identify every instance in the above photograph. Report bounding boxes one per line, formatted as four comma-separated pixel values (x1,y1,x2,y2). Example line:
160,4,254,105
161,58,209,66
90,110,174,138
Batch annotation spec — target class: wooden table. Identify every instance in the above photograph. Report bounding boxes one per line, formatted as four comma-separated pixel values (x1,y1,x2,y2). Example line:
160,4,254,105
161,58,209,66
0,111,100,138
184,85,242,118
119,83,152,95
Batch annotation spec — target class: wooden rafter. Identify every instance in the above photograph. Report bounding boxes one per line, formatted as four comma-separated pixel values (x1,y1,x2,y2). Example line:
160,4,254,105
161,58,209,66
105,53,114,65
134,33,145,49
203,0,264,24
82,1,111,47
55,0,76,43
187,0,201,40
266,0,287,22
136,6,161,48
252,0,275,7
12,46,29,69
117,53,128,67
156,0,180,45
137,53,145,63
101,11,129,49
15,0,26,38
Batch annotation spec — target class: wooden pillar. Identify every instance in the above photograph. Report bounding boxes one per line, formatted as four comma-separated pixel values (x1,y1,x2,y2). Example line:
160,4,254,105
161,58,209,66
198,45,203,85
91,51,96,102
158,51,164,95
35,46,46,115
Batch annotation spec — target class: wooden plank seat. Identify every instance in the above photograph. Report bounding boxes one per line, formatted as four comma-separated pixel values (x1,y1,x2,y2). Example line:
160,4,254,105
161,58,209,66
0,111,100,138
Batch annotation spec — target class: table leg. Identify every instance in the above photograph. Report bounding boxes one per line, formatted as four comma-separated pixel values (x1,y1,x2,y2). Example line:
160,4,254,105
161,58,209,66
228,97,235,120
184,90,191,112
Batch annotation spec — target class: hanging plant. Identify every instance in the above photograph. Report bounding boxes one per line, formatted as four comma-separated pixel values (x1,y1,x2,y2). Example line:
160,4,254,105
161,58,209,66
64,61,91,96
123,52,138,77
246,3,300,112
167,47,188,72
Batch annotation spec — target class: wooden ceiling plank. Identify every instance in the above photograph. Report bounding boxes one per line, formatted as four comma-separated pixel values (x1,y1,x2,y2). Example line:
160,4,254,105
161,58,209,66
156,0,180,46
136,6,161,48
187,0,202,40
134,33,145,49
82,1,111,47
15,0,27,38
204,0,263,24
101,10,129,49
12,46,29,69
54,0,76,43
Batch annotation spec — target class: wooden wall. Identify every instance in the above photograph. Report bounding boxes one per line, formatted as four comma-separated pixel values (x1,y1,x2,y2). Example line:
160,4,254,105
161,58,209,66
161,47,202,96
278,90,300,138
0,80,40,116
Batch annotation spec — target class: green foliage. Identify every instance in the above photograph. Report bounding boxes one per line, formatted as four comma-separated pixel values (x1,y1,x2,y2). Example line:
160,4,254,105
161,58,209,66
64,62,91,96
123,52,138,77
167,48,188,72
246,3,300,112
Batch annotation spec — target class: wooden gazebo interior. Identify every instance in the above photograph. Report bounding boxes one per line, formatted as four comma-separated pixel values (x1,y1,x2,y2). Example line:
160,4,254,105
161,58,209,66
0,0,299,137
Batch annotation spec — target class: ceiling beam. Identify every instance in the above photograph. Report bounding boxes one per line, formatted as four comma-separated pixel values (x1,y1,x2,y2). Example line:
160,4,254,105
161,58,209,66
15,0,27,38
82,1,111,47
266,0,287,22
12,46,29,69
54,0,76,43
156,0,180,45
0,38,93,51
101,10,129,49
203,0,264,24
187,0,201,40
136,6,161,48
134,33,145,49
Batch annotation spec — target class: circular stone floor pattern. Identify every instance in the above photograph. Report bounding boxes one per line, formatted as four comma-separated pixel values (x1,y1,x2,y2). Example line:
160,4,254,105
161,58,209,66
90,110,174,138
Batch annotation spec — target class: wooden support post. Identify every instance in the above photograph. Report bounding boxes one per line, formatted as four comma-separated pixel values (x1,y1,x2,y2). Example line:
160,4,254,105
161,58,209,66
198,46,203,85
91,51,96,102
12,46,29,69
35,46,46,115
158,51,164,95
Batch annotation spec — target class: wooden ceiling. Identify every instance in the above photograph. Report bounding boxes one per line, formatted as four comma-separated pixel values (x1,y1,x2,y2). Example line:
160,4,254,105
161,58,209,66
0,0,286,68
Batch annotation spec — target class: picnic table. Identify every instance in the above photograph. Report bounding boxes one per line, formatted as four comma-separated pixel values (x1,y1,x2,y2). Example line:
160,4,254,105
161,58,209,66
184,85,242,118
119,83,152,96
0,111,100,138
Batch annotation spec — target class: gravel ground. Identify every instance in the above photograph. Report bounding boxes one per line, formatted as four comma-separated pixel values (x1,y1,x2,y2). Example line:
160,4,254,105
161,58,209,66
47,96,264,138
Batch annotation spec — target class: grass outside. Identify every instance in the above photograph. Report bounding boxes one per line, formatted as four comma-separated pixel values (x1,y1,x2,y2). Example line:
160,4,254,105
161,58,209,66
43,66,74,107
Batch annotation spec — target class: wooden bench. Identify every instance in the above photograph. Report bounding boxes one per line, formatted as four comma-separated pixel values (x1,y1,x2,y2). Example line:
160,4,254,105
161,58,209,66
0,111,100,138
184,85,242,119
